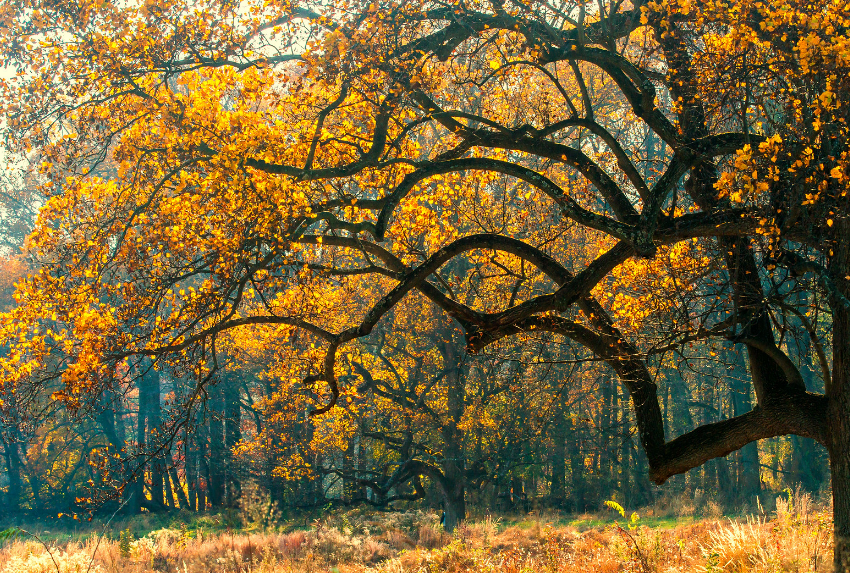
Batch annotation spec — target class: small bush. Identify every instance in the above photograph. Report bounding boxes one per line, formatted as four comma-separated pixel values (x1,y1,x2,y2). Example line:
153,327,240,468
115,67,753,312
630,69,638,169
238,481,282,530
1,549,102,573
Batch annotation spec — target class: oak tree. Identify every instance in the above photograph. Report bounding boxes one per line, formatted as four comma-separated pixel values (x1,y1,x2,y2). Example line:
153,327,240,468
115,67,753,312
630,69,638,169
1,0,849,566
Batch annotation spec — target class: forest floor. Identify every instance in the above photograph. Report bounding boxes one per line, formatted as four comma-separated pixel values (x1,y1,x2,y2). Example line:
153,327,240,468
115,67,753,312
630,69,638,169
0,493,835,573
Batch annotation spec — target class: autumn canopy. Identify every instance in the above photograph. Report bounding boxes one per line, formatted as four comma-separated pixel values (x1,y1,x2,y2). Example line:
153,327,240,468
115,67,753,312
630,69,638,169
1,0,850,567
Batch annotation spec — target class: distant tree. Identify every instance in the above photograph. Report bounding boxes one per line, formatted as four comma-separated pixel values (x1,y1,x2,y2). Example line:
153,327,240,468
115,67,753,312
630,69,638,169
1,0,849,567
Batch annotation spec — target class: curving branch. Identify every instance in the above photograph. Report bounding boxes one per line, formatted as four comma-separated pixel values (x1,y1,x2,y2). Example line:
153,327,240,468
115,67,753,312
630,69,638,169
374,157,636,243
407,90,642,227
731,336,807,392
775,301,832,389
304,84,350,171
651,391,828,483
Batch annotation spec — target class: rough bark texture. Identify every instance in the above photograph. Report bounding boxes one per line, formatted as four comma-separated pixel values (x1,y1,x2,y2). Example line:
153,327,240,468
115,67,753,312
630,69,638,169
830,217,850,572
438,334,466,533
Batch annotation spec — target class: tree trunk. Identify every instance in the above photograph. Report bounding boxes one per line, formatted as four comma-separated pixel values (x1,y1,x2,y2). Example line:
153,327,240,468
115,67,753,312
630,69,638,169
164,469,176,508
147,369,164,508
198,424,210,511
355,435,367,502
621,385,631,507
186,427,197,511
170,463,189,509
130,369,147,515
208,383,225,507
312,452,325,505
440,468,466,533
343,437,356,503
225,378,241,507
831,236,850,570
828,215,850,571
438,331,466,532
830,404,850,571
602,378,613,497
569,410,586,512
550,406,567,507
3,440,22,516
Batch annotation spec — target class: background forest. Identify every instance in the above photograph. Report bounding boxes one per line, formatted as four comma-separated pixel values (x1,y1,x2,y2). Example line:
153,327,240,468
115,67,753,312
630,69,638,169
0,251,830,521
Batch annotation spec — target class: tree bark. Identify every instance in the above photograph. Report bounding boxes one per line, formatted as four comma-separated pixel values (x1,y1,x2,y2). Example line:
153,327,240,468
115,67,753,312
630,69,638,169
549,406,567,507
343,437,356,503
164,468,176,508
169,463,189,509
2,438,21,515
147,369,164,508
208,382,225,507
829,219,850,571
621,384,631,507
198,421,210,511
438,331,466,532
225,376,242,506
186,426,197,511
602,378,614,497
130,368,146,515
437,449,466,532
829,386,850,571
569,409,586,512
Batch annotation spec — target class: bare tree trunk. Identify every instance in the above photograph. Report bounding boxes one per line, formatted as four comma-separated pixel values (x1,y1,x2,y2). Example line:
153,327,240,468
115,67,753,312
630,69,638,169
130,369,146,514
569,407,586,512
440,461,466,533
830,386,850,571
208,383,225,508
198,423,210,511
621,385,631,507
355,435,367,502
830,227,850,571
164,469,175,508
2,438,21,515
439,332,466,533
225,378,241,507
601,378,613,498
169,463,189,509
549,406,567,507
186,427,197,511
147,369,164,508
343,438,356,503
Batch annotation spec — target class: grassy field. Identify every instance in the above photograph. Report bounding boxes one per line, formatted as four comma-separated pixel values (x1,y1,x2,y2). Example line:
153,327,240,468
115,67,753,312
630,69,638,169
0,493,834,573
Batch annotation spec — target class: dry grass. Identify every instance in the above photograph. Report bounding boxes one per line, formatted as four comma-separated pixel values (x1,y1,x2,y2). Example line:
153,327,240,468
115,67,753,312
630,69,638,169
0,495,834,573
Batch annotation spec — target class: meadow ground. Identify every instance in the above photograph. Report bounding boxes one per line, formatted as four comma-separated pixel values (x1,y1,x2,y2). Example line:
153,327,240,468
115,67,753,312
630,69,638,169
0,491,835,573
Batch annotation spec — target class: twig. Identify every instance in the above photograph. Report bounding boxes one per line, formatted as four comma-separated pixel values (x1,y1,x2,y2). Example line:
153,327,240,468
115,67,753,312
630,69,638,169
85,495,132,573
17,529,61,573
